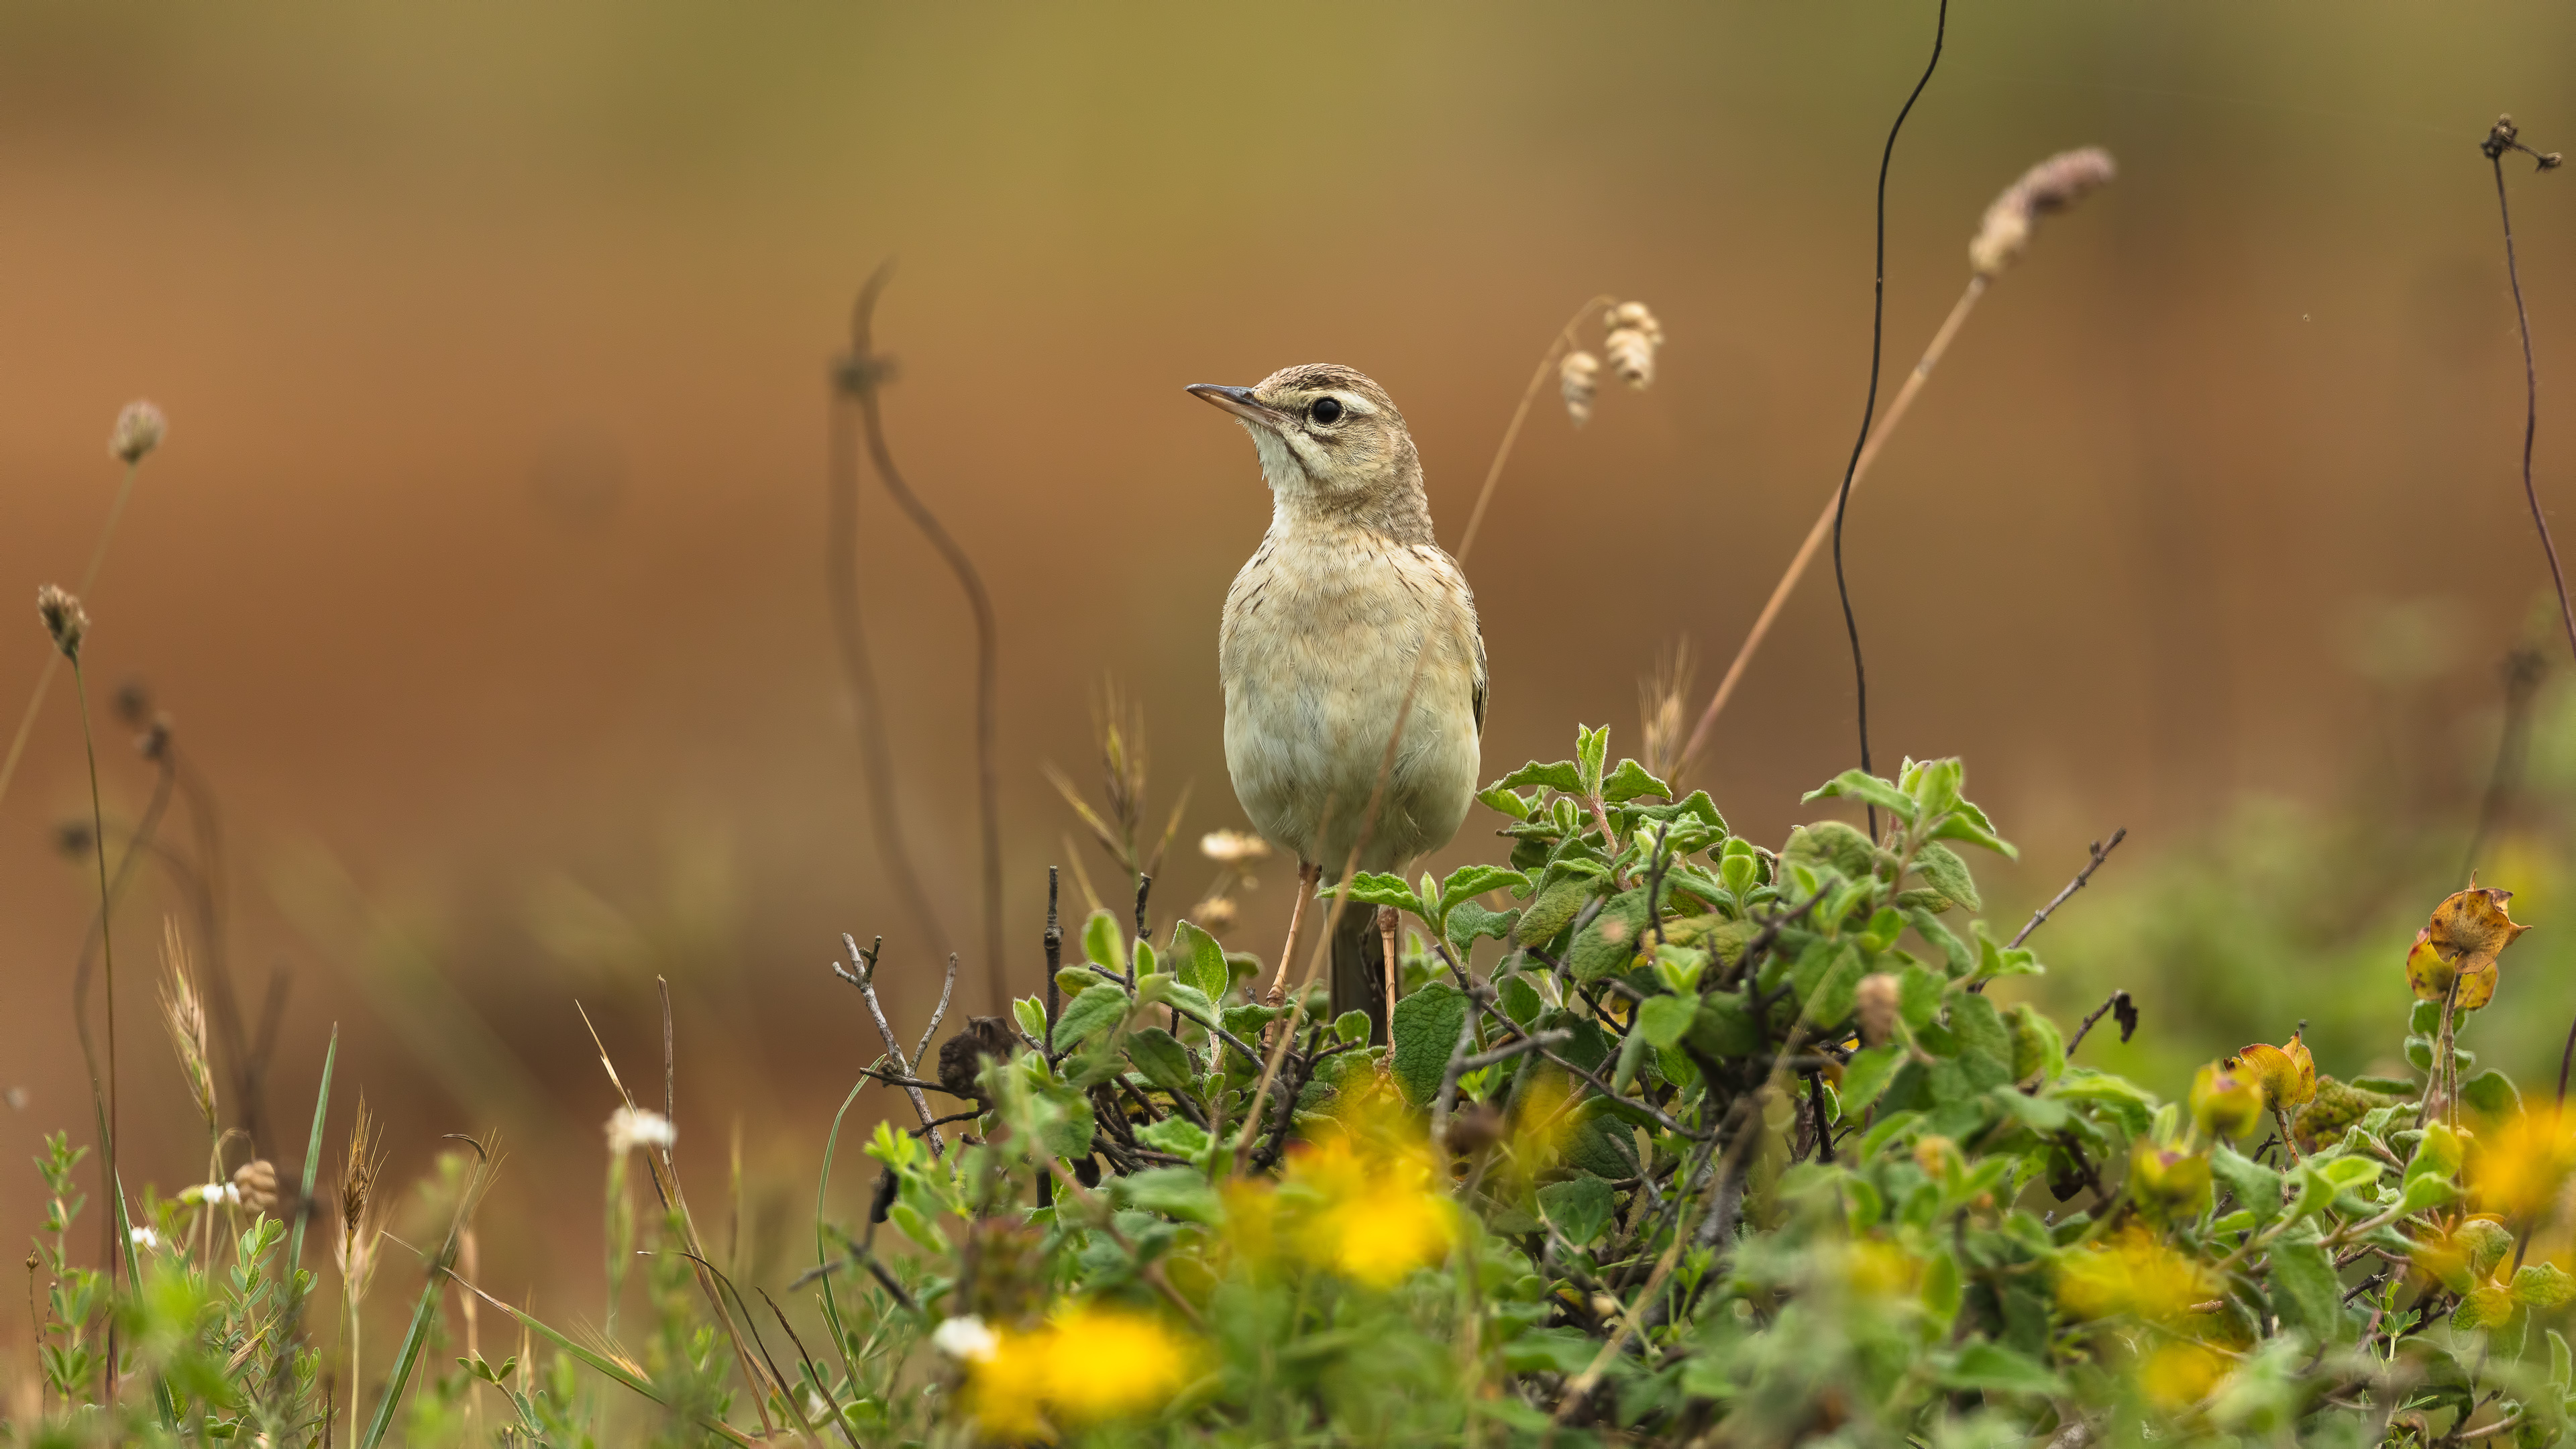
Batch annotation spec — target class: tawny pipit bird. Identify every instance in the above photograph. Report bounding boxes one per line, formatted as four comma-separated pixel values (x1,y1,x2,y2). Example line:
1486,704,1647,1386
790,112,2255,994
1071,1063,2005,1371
1189,365,1486,1043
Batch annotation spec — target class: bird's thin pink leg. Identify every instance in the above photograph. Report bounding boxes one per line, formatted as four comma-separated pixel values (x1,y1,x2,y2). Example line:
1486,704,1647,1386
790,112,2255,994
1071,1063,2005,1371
1378,904,1402,1063
1266,860,1323,1007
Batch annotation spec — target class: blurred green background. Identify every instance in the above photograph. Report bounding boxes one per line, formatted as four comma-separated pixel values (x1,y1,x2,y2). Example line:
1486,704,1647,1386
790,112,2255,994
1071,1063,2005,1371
1,0,2572,1357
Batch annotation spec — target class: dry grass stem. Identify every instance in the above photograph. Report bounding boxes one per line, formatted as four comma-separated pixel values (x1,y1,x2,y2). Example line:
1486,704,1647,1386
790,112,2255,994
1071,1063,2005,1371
1045,679,1189,889
1680,146,2113,773
1452,294,1616,564
0,409,162,816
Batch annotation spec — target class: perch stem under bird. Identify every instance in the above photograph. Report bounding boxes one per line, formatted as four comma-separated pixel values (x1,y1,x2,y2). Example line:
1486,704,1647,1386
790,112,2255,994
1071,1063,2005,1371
1678,146,2115,778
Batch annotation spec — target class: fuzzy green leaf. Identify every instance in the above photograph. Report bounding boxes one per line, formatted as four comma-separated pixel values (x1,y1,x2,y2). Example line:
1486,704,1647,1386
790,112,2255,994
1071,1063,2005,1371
1913,843,1982,913
1575,726,1610,796
1537,1175,1617,1247
1601,758,1673,805
2267,1234,2348,1344
1635,994,1698,1050
1169,920,1230,1005
1802,769,1918,823
1942,1342,2063,1397
1493,760,1583,796
1125,1028,1197,1095
1055,983,1132,1049
1389,982,1469,1108
1083,910,1125,973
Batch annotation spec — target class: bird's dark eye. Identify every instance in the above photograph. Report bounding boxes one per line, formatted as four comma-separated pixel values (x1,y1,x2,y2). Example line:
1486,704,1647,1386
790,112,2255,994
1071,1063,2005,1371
1310,396,1344,425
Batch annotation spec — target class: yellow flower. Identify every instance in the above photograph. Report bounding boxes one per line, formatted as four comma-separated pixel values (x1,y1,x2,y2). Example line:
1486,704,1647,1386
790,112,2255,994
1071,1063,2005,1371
2469,1107,2576,1222
1286,1134,1458,1288
2057,1228,2218,1324
1840,1239,1920,1299
1497,1071,1577,1188
2140,1341,2226,1409
965,1304,1190,1438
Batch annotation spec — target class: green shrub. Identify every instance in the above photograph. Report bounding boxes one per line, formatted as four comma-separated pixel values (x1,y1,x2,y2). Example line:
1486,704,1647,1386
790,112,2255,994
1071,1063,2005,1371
19,726,2576,1447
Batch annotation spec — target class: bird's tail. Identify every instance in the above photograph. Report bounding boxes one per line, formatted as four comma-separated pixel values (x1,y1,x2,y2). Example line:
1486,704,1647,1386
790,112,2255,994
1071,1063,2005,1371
1330,902,1390,1045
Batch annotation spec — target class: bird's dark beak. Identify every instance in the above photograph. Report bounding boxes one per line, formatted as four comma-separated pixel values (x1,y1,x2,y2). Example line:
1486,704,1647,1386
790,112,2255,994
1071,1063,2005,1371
1187,383,1287,431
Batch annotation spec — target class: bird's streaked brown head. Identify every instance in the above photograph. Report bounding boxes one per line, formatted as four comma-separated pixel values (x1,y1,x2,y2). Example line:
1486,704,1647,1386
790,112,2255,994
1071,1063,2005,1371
1187,364,1427,535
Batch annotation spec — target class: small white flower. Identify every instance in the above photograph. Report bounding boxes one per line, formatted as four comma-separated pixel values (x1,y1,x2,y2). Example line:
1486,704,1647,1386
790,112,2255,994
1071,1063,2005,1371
180,1182,241,1206
1199,830,1271,865
129,1226,161,1251
931,1314,1000,1363
606,1105,677,1155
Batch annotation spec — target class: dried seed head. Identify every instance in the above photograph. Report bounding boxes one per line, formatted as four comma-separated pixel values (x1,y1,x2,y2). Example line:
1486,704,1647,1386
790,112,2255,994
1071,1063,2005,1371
35,586,86,661
136,712,172,762
1601,302,1664,390
158,920,218,1137
1970,147,2117,278
1856,972,1902,1048
231,1158,280,1216
1637,639,1695,788
109,401,166,465
336,1095,388,1297
1559,350,1601,427
1187,894,1238,933
1198,830,1271,865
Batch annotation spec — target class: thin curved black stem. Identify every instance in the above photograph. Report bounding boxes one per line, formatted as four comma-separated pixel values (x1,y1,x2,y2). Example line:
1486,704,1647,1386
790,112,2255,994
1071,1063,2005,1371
1831,0,1949,837
2485,123,2576,669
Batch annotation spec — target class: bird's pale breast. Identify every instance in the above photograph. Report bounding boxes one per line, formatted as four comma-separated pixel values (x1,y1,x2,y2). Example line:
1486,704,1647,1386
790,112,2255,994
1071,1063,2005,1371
1218,521,1484,876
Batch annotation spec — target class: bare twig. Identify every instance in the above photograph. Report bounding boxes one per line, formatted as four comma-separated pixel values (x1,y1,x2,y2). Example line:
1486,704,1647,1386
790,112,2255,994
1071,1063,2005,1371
2063,990,2137,1059
913,953,959,1067
1428,1000,1486,1146
2007,828,2129,949
842,264,1007,1012
825,266,947,959
833,934,945,1157
1044,867,1063,1055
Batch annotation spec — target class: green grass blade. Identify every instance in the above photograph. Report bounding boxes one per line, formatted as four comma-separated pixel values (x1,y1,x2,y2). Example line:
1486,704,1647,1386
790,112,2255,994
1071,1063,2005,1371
358,1134,492,1449
109,1167,182,1429
814,1079,869,1391
284,1024,337,1287
458,1277,757,1448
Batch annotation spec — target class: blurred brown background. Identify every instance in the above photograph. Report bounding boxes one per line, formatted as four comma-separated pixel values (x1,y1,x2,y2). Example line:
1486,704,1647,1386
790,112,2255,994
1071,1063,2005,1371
2,1,2571,1326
